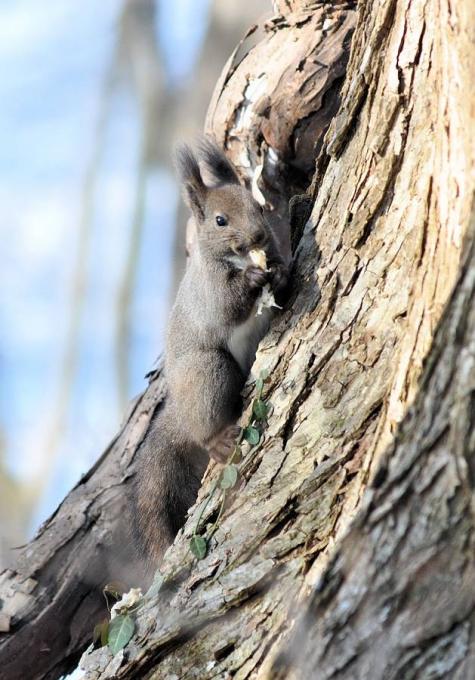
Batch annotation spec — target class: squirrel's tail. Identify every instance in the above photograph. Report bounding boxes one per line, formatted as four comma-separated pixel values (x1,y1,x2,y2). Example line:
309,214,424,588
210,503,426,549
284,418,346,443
131,403,208,582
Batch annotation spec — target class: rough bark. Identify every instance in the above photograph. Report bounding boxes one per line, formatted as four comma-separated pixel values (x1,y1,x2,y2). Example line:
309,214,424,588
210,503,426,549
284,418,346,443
75,0,474,678
0,375,166,680
277,206,475,679
0,3,356,679
1,0,474,677
205,0,355,258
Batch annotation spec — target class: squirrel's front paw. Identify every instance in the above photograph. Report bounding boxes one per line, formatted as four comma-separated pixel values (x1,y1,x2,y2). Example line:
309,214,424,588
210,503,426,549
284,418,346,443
269,263,289,295
245,265,268,290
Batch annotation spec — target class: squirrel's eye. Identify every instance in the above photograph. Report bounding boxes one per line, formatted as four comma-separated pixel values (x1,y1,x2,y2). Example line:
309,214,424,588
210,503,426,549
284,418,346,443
215,214,228,227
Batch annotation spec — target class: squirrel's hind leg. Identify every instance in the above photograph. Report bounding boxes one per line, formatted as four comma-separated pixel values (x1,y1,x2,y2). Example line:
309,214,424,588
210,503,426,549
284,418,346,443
171,350,244,450
207,423,241,463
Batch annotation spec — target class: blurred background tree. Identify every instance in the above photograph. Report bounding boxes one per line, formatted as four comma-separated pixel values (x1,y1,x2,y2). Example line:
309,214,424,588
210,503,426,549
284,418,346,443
0,0,268,568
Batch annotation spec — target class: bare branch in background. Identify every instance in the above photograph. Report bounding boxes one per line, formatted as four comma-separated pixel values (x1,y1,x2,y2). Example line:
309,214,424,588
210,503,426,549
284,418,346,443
30,35,119,527
113,0,164,412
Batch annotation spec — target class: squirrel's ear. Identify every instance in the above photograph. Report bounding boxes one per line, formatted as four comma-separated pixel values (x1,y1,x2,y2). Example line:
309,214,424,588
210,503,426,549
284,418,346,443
198,137,239,186
175,144,207,221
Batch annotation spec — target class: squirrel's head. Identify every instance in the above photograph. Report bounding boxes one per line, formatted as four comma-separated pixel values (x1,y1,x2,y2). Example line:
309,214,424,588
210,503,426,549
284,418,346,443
176,138,268,259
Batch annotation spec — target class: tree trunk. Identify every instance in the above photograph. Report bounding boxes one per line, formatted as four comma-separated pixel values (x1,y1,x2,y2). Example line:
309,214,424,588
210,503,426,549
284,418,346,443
77,0,473,676
2,0,474,678
0,375,167,680
277,208,475,678
0,3,355,679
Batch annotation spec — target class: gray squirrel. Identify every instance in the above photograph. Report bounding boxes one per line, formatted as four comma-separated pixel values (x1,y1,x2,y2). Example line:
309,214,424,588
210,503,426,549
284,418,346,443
133,139,288,573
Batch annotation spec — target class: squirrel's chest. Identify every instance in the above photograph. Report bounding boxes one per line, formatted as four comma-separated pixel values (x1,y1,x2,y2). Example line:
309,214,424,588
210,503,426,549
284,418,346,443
227,308,271,375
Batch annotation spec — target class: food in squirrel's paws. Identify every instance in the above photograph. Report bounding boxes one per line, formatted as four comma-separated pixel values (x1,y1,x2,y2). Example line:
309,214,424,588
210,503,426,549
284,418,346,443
256,284,282,315
249,249,281,316
249,248,269,271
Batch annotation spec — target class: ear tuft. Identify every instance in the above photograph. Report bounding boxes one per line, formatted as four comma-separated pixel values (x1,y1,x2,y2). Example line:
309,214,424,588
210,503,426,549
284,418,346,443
198,137,240,186
175,143,201,185
175,144,207,220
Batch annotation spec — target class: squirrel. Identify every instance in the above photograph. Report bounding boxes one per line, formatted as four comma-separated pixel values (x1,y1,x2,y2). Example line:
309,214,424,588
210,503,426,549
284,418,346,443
132,138,289,575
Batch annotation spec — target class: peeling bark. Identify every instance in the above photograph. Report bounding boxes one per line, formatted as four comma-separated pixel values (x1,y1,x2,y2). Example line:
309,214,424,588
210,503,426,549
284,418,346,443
205,1,356,258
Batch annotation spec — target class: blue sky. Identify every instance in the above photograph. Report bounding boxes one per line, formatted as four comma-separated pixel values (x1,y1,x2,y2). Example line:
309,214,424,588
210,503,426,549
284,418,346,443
0,0,211,532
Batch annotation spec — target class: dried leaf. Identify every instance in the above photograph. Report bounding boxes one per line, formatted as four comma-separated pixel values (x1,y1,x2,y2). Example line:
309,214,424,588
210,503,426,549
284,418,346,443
93,619,109,648
103,581,127,600
232,445,243,463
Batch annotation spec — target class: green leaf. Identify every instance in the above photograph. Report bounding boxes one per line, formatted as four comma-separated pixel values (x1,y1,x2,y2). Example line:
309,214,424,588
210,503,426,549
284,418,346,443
146,572,164,599
260,368,270,380
255,377,264,394
108,614,135,655
243,426,260,446
220,464,239,489
190,535,207,559
252,398,269,421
